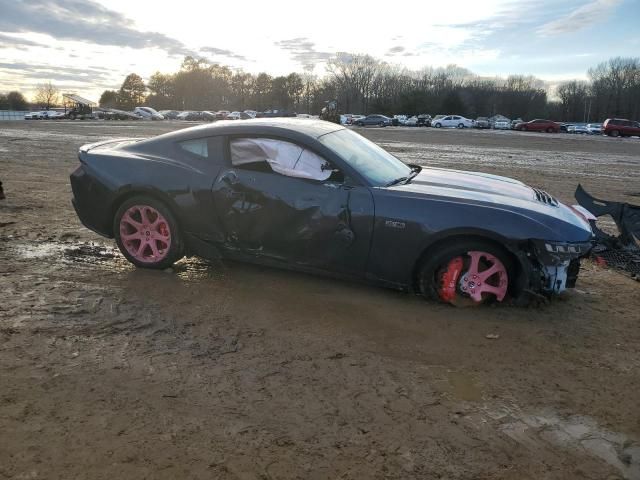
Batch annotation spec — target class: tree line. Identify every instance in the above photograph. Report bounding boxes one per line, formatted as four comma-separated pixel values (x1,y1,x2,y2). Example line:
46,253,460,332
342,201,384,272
102,54,639,122
3,55,639,122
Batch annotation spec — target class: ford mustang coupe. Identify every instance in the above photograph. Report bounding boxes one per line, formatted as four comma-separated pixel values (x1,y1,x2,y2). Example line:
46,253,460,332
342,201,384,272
70,119,593,306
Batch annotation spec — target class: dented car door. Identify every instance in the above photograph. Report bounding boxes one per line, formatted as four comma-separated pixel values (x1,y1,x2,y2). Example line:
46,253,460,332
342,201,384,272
211,137,375,275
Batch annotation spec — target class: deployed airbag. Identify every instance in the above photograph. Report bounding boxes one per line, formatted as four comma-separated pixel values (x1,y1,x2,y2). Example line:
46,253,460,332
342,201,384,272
230,138,331,181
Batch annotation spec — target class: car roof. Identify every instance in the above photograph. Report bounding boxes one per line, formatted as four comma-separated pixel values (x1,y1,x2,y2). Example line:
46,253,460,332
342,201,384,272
143,118,346,144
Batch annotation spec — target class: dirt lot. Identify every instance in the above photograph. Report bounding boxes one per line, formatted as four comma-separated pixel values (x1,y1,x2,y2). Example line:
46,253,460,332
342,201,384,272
1,121,639,479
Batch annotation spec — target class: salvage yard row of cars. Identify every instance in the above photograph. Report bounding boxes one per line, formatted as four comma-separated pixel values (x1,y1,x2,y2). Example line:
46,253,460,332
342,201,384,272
23,106,640,137
344,113,640,137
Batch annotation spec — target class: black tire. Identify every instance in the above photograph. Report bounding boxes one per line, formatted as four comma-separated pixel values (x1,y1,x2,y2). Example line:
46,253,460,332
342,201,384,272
457,123,464,129
610,129,620,137
435,122,442,128
357,121,364,127
418,240,515,306
113,195,184,269
378,121,384,127
546,127,553,133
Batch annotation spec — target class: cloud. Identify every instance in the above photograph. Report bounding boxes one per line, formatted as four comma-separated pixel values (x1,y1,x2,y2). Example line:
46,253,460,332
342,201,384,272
0,62,114,83
0,0,195,56
274,37,332,71
537,0,622,35
387,46,405,54
0,33,47,50
200,46,247,61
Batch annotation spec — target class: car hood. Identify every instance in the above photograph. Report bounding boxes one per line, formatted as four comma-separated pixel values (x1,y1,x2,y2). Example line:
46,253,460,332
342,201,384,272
388,167,593,237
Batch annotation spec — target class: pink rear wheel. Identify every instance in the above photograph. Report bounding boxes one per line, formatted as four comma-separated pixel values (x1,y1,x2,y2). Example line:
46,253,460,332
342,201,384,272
120,205,171,263
114,196,183,269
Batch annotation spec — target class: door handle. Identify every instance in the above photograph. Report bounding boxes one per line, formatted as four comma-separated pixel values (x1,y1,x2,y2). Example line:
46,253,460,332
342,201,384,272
220,170,238,185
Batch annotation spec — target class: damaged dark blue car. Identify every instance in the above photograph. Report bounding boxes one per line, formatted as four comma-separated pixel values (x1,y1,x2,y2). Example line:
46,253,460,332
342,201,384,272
70,119,594,306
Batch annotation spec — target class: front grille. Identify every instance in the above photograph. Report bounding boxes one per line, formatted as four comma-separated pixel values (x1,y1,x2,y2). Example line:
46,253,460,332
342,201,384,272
532,188,559,207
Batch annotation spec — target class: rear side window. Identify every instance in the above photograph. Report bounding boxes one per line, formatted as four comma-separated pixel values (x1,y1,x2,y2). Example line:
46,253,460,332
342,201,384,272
179,138,208,158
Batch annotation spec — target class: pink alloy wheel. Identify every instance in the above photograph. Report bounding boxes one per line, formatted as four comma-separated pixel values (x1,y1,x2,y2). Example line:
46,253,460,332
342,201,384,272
119,205,171,262
459,251,508,302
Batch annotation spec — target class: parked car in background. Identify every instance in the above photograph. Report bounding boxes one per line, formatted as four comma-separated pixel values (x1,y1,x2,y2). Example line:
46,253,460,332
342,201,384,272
432,115,474,128
602,118,640,137
475,117,490,129
405,116,419,126
244,110,258,118
493,120,510,130
567,124,589,134
586,123,602,134
159,110,181,119
176,111,215,121
393,115,408,125
417,114,431,127
25,110,65,119
514,119,560,133
134,107,164,120
226,111,252,120
511,118,523,129
257,110,297,118
355,114,392,127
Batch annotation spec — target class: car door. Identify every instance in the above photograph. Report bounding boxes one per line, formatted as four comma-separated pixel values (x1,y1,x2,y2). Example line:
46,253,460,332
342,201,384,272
211,136,375,275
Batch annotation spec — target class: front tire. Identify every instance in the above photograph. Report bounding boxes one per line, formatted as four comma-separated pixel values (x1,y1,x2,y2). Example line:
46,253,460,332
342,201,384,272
114,196,184,269
419,240,513,307
609,129,620,137
435,122,442,128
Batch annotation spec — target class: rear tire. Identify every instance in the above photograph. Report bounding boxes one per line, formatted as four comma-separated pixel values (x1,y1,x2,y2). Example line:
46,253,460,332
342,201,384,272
457,123,464,129
546,127,554,133
418,240,514,307
114,195,184,269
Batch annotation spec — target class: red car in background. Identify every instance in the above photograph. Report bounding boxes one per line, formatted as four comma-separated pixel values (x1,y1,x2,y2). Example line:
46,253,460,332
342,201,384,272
514,119,561,133
602,118,640,137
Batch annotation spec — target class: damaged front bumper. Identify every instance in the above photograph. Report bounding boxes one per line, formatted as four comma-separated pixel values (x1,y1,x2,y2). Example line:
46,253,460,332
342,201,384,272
517,239,593,296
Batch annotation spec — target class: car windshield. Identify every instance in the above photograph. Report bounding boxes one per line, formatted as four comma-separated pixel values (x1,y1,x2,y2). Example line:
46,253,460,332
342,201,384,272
318,128,411,186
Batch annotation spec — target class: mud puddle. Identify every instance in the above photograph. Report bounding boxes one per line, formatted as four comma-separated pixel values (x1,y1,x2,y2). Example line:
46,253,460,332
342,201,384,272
9,239,224,282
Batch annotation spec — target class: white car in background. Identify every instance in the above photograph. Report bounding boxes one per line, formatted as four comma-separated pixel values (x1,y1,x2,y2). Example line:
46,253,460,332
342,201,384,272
133,106,164,120
567,124,589,134
393,115,408,125
586,123,602,134
432,115,474,128
25,110,65,119
493,120,510,129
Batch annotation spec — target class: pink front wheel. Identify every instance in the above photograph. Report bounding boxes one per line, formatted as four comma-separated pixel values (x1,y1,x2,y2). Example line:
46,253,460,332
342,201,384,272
436,250,509,306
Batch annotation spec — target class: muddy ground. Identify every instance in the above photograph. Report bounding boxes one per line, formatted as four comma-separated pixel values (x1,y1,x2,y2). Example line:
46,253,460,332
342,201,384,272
1,121,639,480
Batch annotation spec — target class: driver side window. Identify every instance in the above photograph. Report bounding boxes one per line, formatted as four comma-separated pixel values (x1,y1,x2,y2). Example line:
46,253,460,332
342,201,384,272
230,138,334,182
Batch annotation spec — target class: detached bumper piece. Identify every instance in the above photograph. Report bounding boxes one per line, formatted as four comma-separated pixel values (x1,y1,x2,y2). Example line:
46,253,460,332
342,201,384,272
575,184,640,278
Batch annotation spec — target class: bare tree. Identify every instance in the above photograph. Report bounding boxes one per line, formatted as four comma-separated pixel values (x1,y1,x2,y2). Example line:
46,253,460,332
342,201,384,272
34,81,59,109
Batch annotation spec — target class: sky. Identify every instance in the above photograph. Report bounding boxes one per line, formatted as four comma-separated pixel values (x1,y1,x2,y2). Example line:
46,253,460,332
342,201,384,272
0,0,639,101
